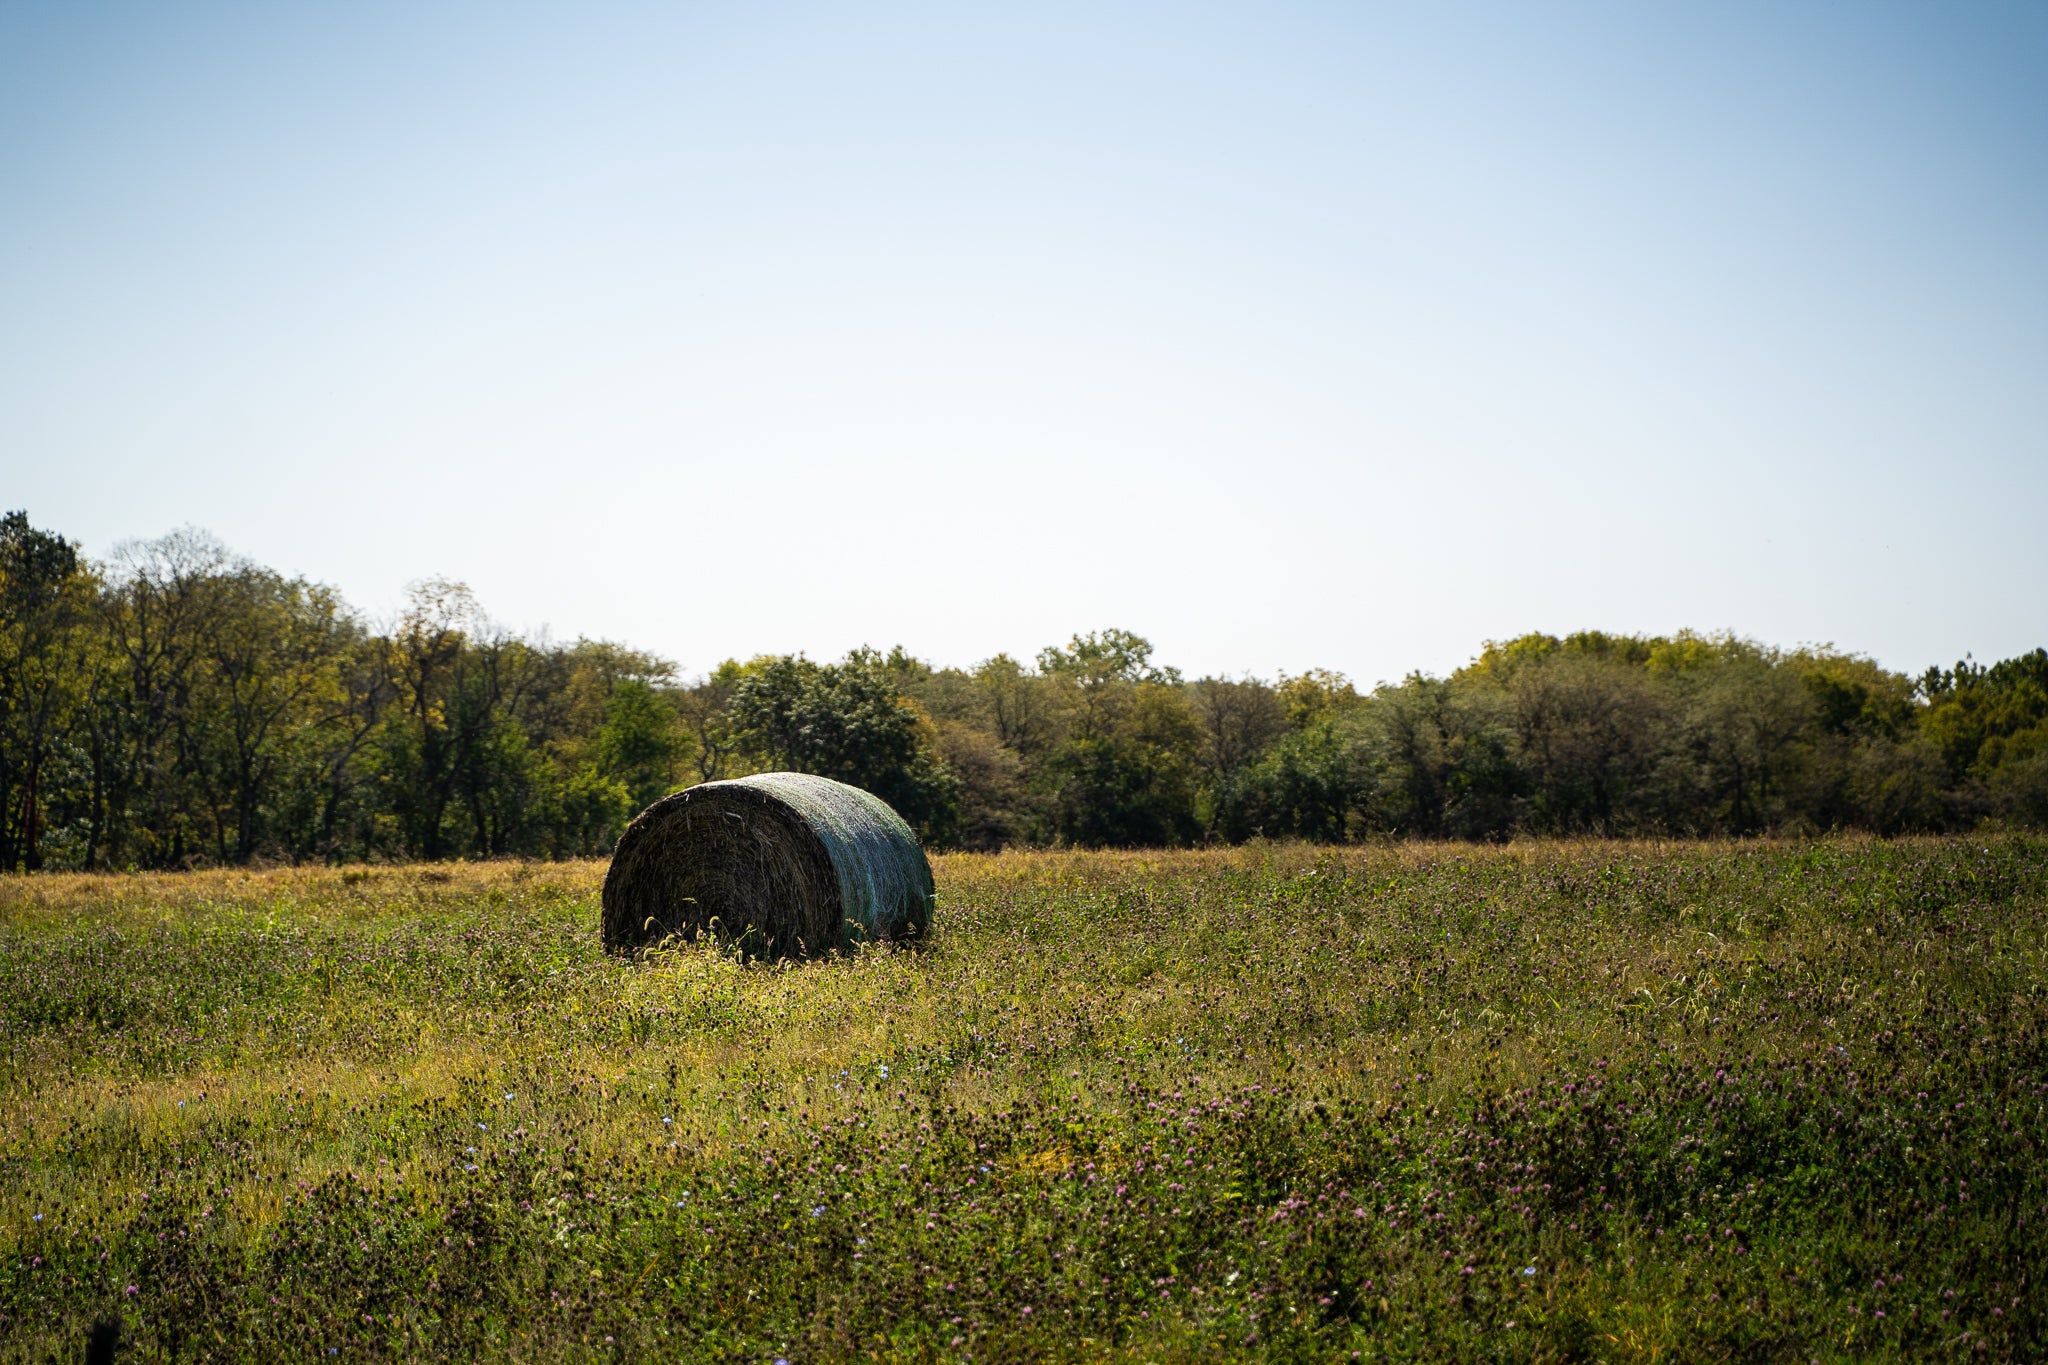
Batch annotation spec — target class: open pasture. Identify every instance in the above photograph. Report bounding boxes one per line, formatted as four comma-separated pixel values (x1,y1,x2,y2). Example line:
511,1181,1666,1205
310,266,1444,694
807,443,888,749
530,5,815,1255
2,838,2045,1361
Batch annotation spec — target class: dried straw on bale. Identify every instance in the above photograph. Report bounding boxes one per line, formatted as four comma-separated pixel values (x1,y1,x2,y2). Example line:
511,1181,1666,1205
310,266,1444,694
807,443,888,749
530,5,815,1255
601,772,934,956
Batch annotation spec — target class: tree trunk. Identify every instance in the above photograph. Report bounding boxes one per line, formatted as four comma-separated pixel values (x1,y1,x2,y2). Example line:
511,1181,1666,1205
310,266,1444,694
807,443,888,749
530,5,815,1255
22,753,40,872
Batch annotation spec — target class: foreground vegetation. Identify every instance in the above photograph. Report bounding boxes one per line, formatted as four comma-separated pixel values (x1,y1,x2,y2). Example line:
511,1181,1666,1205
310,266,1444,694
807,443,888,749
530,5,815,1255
5,510,2047,872
3,837,2045,1360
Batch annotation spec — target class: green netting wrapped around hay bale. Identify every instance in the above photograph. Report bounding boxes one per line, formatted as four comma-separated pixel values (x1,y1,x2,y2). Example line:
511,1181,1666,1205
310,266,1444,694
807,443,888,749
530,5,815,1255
601,772,934,956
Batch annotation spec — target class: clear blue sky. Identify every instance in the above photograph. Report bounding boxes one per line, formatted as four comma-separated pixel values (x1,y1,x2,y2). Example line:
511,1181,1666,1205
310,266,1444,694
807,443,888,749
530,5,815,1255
3,1,2044,685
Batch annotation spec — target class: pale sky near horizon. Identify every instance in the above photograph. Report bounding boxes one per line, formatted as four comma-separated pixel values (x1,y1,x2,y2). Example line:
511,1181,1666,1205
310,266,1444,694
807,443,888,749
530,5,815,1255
3,1,2044,686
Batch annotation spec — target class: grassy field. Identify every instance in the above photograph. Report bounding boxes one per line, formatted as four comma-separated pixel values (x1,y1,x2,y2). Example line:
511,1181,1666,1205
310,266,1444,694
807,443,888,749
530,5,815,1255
2,838,2045,1362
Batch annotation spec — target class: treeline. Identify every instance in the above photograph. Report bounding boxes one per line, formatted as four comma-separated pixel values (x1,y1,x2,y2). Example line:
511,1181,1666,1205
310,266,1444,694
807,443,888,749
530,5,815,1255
1,510,2044,870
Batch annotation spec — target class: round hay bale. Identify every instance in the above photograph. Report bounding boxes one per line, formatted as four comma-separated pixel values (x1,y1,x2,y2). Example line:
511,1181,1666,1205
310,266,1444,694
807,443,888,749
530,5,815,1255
601,772,934,956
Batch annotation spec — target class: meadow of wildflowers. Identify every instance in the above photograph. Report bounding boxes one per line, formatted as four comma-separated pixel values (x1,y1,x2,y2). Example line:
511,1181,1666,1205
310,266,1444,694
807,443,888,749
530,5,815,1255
1,838,2044,1361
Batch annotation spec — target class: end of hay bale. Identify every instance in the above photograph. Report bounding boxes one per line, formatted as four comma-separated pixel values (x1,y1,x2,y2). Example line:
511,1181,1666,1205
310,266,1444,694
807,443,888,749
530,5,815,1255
601,772,935,956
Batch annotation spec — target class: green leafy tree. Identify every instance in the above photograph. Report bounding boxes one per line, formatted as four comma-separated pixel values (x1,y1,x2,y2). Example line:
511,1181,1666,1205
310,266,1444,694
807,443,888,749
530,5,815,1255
87,529,240,867
1921,650,2048,775
11,510,2048,863
1488,651,1666,833
729,650,960,842
380,578,484,859
1189,677,1287,786
0,512,93,870
1044,680,1203,848
1215,716,1360,842
931,719,1031,850
1670,648,1816,833
1014,632,1200,847
1352,674,1520,838
594,679,689,814
192,566,356,862
677,660,748,782
1919,649,2048,828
